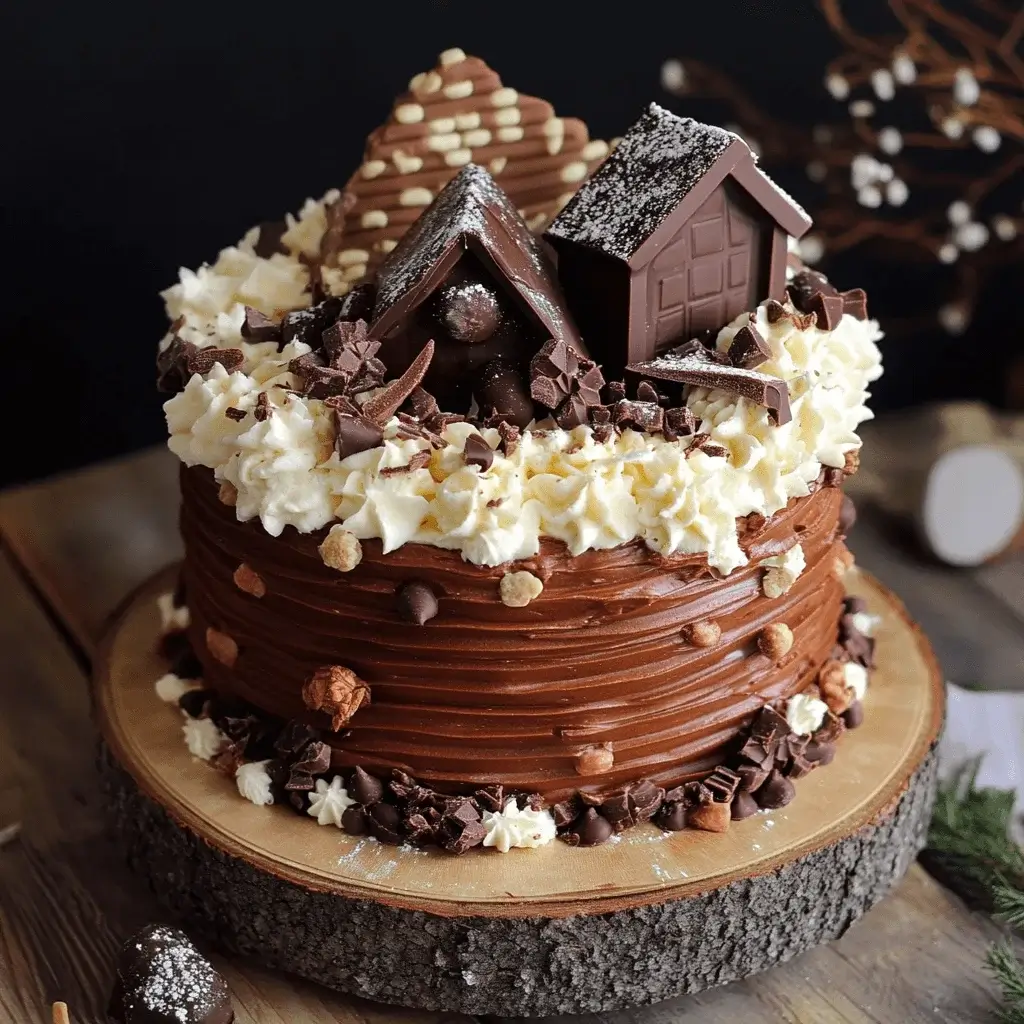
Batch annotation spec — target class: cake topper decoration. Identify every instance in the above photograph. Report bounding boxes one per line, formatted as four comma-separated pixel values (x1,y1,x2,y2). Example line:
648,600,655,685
317,48,609,293
529,339,606,429
626,348,793,425
545,103,813,377
367,163,583,419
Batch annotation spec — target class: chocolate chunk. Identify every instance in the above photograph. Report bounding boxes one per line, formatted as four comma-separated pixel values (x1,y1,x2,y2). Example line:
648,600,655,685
396,581,439,625
636,380,661,403
253,219,288,258
157,338,245,393
728,324,771,369
664,406,696,438
731,790,760,820
367,802,404,845
786,752,816,780
332,411,384,459
755,769,795,810
804,740,836,766
253,392,271,422
841,288,868,320
839,495,857,536
626,354,791,426
473,785,505,814
656,801,688,831
405,812,438,844
736,763,770,793
349,767,384,806
273,720,320,757
224,407,246,422
463,434,495,471
787,269,838,313
552,798,581,829
240,306,281,344
437,281,501,343
437,800,486,854
808,292,844,332
566,807,614,846
497,420,521,457
110,924,233,1024
765,299,789,323
530,339,605,429
613,400,664,433
842,700,865,729
285,741,331,790
705,766,741,804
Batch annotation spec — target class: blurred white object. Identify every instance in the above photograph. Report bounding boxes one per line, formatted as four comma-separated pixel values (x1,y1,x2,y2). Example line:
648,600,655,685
940,682,1024,841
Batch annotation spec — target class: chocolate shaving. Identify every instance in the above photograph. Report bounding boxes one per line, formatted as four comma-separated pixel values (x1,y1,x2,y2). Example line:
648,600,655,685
497,420,521,457
625,354,792,426
224,407,246,422
379,450,431,475
254,391,271,421
808,292,844,332
361,341,435,425
157,337,245,393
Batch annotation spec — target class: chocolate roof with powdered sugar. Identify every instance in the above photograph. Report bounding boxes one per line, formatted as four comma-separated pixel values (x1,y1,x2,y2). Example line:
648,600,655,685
546,103,812,268
369,163,582,350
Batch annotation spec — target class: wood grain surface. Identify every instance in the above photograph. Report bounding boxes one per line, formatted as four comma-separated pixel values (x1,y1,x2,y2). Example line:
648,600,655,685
0,443,1013,1022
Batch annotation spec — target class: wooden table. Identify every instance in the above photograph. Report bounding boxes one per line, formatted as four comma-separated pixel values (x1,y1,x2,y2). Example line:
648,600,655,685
0,445,1013,1024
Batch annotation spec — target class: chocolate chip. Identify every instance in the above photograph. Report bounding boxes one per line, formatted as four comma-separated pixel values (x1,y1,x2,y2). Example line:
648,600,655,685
241,306,281,343
349,766,384,805
396,581,439,625
552,798,581,829
731,791,760,820
367,802,404,845
804,739,836,765
839,494,857,535
341,804,368,835
755,769,795,810
656,802,688,831
842,700,865,729
567,807,614,846
463,434,495,471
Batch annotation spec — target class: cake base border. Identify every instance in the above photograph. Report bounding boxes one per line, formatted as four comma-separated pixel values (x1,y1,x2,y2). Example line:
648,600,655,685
94,568,943,1015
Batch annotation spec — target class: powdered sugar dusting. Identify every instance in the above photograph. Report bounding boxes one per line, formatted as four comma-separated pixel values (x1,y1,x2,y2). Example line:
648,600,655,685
546,103,740,261
123,937,229,1023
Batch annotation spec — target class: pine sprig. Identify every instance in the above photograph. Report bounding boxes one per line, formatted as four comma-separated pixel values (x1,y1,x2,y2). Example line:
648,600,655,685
986,941,1024,1024
923,758,1024,909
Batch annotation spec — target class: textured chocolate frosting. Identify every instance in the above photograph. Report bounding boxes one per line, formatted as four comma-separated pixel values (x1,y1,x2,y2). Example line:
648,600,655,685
181,467,846,801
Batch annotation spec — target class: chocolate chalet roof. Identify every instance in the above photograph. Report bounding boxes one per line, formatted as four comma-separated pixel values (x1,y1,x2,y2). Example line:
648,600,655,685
370,164,581,350
546,103,811,268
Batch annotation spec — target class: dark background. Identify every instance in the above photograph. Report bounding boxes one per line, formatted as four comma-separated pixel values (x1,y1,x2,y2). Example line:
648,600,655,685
1,2,1014,487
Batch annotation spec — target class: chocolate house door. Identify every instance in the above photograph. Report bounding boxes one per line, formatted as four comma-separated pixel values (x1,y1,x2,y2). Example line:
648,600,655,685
647,184,762,353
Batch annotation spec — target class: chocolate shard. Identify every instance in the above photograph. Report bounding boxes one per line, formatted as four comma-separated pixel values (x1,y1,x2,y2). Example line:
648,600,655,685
529,338,606,429
808,292,844,332
728,324,771,369
330,408,384,459
841,288,868,320
625,353,792,426
240,306,281,344
787,269,838,313
613,399,664,433
361,341,435,426
463,434,495,471
280,298,344,349
705,766,741,803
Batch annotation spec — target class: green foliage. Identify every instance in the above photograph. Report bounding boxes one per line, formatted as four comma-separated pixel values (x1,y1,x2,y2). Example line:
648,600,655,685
986,941,1024,1024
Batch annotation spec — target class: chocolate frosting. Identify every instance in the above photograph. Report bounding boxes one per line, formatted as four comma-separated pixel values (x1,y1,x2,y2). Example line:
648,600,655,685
180,467,844,801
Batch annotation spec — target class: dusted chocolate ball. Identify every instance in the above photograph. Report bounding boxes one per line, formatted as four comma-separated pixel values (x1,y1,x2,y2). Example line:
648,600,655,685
438,282,501,343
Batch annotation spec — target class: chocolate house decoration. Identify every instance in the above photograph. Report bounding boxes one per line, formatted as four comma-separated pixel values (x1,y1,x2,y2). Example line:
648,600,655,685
367,163,583,422
545,103,813,376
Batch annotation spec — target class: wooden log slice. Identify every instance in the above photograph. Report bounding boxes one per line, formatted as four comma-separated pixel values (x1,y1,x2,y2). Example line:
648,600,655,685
94,567,943,1016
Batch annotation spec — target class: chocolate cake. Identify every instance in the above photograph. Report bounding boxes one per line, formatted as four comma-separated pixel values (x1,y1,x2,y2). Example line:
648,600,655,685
153,51,883,855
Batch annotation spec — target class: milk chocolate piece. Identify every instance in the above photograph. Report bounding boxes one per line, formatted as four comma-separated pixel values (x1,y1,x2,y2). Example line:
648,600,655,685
626,354,791,426
350,767,385,805
809,292,844,331
787,269,838,313
240,306,281,344
546,103,811,376
463,434,495,471
530,338,605,429
841,288,869,320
